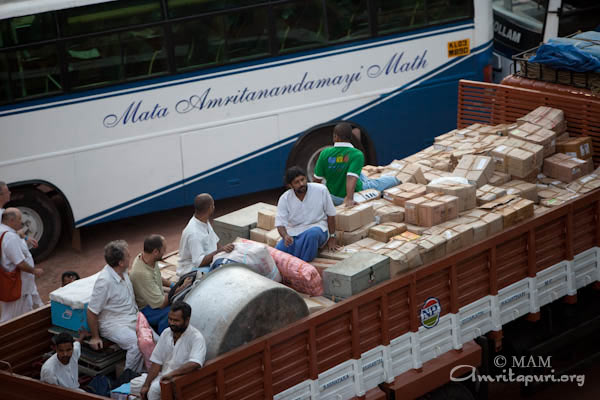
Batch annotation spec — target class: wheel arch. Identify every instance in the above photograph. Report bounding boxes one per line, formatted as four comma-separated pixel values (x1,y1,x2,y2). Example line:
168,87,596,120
7,179,75,230
285,120,378,171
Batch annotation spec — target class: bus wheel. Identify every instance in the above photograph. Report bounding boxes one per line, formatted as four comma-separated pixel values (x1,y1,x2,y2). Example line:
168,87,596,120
7,189,62,262
287,130,333,182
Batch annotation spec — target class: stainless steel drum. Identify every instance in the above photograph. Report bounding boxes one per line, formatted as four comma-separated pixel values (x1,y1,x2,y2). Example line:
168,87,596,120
185,264,309,360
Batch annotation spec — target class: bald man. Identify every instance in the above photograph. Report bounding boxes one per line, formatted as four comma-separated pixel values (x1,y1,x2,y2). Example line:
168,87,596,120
0,208,44,322
177,194,234,277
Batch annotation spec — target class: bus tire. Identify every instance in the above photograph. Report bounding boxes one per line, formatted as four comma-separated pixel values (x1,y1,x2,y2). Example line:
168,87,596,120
287,124,373,182
7,189,62,262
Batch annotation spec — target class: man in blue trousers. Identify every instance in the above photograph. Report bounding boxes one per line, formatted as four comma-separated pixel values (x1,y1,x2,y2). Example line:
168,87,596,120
275,167,338,262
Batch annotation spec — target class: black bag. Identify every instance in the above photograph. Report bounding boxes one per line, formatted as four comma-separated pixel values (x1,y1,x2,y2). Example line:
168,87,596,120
167,270,197,304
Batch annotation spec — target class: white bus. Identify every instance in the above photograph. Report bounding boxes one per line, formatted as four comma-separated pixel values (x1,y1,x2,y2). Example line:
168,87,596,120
0,0,493,259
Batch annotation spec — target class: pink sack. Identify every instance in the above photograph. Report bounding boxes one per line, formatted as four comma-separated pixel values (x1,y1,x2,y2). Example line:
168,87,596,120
136,313,155,370
241,239,323,296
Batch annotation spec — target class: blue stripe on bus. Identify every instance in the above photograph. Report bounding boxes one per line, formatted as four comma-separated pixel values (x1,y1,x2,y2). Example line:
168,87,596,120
74,40,493,227
0,20,474,117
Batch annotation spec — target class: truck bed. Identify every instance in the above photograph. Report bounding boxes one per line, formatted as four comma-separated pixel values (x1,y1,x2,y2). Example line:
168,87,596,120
2,80,600,400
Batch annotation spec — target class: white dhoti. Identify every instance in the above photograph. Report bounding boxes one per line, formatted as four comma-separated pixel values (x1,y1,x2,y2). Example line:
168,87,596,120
100,321,144,373
0,294,33,323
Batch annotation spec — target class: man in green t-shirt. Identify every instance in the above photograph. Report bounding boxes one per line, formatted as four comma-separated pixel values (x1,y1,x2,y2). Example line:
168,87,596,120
314,123,399,206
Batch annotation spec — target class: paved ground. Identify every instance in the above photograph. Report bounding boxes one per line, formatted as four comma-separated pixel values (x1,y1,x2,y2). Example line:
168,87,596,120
27,188,600,398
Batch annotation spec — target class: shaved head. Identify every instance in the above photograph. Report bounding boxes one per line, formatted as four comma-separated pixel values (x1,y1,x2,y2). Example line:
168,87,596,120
2,207,22,231
194,193,214,215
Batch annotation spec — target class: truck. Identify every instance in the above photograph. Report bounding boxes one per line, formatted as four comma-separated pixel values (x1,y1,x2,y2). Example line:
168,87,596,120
2,79,600,400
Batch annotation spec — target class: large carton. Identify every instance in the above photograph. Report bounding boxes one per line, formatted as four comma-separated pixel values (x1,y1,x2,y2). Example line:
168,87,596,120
416,235,446,265
452,155,494,187
213,202,278,245
479,195,534,228
382,160,427,184
426,182,476,211
517,106,566,133
542,153,594,183
501,180,538,203
509,122,556,157
336,204,375,232
488,171,511,186
506,148,536,179
556,136,593,160
257,209,277,231
375,240,422,275
322,252,390,300
250,227,268,243
374,204,405,223
405,194,458,227
336,222,377,246
476,184,507,205
368,222,407,243
460,209,503,242
383,183,426,206
266,228,281,247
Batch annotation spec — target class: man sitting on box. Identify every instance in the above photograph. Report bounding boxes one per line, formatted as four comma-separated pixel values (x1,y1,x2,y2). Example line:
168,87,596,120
177,193,234,278
87,240,144,373
313,123,399,207
40,331,89,390
139,301,206,400
275,167,337,262
131,234,192,335
0,208,44,323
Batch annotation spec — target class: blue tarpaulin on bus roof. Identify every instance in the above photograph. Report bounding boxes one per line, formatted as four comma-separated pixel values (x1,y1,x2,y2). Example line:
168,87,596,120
528,31,600,73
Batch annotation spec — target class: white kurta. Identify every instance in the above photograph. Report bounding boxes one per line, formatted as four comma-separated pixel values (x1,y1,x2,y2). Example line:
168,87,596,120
275,183,336,237
0,224,42,323
40,341,81,389
88,265,143,372
146,325,207,400
177,217,219,276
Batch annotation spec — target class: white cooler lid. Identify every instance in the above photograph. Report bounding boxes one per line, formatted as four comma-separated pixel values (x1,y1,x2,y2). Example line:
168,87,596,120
49,272,100,309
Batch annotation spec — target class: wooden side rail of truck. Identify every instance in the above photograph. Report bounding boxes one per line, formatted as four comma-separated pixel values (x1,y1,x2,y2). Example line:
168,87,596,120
1,79,600,400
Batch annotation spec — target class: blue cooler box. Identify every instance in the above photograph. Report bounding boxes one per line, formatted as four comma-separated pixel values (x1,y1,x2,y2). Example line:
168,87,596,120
51,301,89,331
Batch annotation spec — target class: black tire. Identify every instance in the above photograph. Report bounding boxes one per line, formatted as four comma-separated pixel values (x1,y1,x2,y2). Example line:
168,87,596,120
7,189,62,262
287,125,372,182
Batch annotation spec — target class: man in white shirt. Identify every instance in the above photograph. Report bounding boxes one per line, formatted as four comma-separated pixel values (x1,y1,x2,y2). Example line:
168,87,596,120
87,240,144,372
40,331,89,390
177,193,234,277
140,301,206,400
0,208,44,323
0,182,38,248
275,167,338,262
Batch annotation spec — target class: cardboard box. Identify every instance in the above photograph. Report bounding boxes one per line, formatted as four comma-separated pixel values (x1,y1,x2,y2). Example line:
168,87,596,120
374,205,405,223
265,229,281,247
501,180,538,203
488,171,511,186
336,203,375,232
416,235,446,265
404,224,429,235
517,106,566,133
383,183,426,206
337,222,377,246
404,197,428,225
509,122,556,157
452,155,494,187
542,153,594,183
566,173,600,194
476,184,507,205
480,195,534,228
405,194,458,227
426,182,476,211
257,209,277,231
459,209,503,242
368,222,407,243
300,293,336,313
250,227,268,243
556,136,593,160
506,148,536,179
382,160,427,184
376,241,422,275
392,231,421,242
534,204,551,217
437,224,474,254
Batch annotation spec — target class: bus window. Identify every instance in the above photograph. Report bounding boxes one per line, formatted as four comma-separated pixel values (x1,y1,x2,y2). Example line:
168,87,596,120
8,44,61,100
167,0,265,18
1,12,56,48
122,27,168,78
376,0,426,35
0,53,10,103
224,8,270,62
66,33,121,89
427,0,471,25
325,0,370,43
61,0,163,36
274,0,327,54
172,17,226,70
